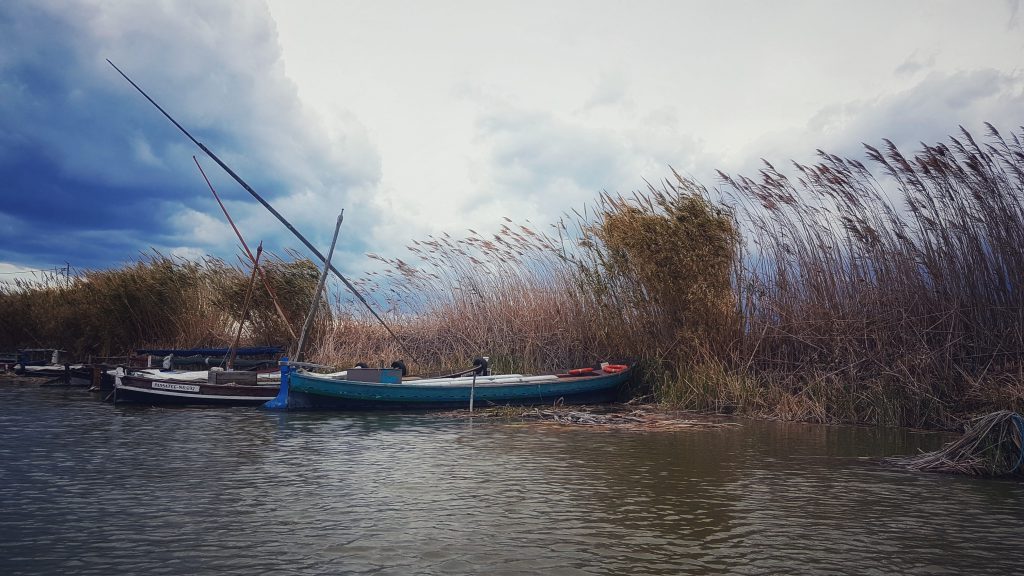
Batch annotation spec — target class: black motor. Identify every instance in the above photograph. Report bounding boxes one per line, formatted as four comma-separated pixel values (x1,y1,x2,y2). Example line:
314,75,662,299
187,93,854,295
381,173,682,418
390,360,408,377
472,357,489,376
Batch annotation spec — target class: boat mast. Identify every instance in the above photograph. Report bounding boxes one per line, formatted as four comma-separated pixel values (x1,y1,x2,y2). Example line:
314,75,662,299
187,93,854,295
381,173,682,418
294,212,344,363
107,60,414,362
194,156,298,341
226,242,263,370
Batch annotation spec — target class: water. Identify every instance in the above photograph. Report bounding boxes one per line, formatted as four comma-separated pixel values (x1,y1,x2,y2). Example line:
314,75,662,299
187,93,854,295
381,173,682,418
1,384,1021,575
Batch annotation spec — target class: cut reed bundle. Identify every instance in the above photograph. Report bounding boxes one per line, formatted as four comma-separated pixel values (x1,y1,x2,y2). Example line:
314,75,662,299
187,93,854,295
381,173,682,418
888,411,1024,476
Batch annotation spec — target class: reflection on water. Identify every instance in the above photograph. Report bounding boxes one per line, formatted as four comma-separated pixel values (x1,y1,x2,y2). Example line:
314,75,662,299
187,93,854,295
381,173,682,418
1,384,1021,575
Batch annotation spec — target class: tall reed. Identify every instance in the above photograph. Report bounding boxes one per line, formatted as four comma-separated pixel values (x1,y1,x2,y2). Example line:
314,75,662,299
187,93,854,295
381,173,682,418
313,124,1024,428
723,124,1024,427
0,252,319,357
313,178,740,397
3,125,1021,429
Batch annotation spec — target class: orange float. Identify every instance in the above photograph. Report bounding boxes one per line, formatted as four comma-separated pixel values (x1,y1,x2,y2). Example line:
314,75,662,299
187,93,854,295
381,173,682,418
568,367,596,376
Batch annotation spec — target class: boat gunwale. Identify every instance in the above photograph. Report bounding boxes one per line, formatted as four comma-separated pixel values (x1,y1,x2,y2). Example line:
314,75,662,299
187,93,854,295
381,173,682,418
290,366,633,391
114,383,277,402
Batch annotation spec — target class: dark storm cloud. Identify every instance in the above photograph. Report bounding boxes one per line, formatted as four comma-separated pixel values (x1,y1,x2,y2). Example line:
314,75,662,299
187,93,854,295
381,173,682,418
0,1,380,271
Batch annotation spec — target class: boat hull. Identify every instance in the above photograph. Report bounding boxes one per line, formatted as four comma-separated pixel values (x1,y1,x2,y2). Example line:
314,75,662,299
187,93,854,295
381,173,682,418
69,366,117,390
115,374,278,406
17,364,76,382
280,368,632,410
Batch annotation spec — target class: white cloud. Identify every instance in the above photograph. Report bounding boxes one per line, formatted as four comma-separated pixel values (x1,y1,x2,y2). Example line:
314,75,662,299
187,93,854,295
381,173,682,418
729,69,1024,179
4,0,1023,278
0,262,55,284
471,103,708,211
168,206,236,247
263,0,1024,268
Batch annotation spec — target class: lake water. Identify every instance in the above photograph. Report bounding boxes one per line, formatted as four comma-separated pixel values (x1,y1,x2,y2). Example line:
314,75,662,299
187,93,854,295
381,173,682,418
1,383,1021,575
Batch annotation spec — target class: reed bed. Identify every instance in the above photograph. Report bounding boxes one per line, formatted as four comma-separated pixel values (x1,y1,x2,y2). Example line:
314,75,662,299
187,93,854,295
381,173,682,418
2,124,1022,429
309,182,739,394
313,124,1024,428
724,124,1024,427
0,252,319,357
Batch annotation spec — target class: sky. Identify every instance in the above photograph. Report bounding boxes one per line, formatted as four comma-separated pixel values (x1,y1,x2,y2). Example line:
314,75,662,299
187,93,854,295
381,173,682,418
1,0,1022,282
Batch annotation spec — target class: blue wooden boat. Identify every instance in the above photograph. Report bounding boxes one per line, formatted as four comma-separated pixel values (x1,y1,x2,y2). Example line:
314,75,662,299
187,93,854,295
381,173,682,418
265,361,632,410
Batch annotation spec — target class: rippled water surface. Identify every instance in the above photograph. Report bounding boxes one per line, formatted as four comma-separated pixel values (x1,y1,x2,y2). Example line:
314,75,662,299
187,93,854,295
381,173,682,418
1,384,1022,575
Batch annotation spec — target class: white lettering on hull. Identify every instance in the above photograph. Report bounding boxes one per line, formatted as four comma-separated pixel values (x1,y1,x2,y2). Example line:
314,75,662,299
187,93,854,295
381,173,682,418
152,382,201,393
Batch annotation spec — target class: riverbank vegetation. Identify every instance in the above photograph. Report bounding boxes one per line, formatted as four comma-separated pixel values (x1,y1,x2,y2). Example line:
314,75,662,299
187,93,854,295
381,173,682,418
0,254,320,357
2,125,1022,428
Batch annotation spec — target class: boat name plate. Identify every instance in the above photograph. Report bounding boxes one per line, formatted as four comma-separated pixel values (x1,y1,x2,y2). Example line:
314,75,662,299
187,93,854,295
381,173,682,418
153,382,201,393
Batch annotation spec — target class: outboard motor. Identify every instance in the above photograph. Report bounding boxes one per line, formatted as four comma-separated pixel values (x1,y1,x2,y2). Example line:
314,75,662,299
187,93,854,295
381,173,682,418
472,357,490,376
390,360,408,377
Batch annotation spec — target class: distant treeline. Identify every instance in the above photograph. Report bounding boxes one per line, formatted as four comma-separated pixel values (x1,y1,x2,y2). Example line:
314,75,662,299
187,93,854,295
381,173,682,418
2,124,1021,428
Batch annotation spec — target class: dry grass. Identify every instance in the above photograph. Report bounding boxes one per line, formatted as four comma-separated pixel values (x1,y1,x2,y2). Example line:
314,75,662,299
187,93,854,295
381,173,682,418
724,124,1024,427
0,251,319,357
888,411,1024,476
313,124,1024,428
3,124,1022,429
308,177,739,389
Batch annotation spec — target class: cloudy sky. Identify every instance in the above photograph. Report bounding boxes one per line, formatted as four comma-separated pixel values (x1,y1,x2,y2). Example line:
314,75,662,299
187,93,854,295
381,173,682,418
1,0,1022,281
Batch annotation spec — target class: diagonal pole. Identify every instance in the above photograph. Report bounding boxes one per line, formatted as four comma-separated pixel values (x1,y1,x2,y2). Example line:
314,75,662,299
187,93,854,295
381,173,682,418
194,156,298,341
227,242,263,370
108,59,415,362
295,212,344,363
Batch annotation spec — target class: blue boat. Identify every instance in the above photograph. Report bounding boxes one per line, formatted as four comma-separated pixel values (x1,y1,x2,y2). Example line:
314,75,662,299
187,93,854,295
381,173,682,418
265,361,633,410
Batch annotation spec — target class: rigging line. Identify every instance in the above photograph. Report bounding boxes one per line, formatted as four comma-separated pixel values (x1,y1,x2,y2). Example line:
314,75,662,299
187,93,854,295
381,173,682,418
0,268,64,275
193,156,298,341
107,59,416,363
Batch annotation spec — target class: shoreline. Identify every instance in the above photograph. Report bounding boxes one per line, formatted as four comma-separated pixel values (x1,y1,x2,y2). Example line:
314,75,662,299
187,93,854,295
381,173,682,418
0,374,977,432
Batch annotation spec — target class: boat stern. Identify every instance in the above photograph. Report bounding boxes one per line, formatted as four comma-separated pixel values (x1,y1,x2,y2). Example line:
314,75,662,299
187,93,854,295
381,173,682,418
263,357,291,410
